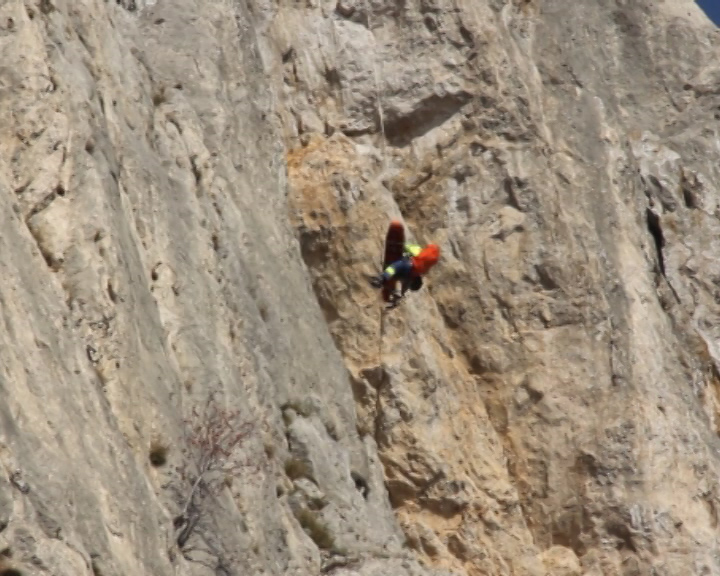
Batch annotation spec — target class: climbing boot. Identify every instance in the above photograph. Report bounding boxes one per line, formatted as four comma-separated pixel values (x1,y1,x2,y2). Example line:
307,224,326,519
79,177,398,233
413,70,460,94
369,275,384,289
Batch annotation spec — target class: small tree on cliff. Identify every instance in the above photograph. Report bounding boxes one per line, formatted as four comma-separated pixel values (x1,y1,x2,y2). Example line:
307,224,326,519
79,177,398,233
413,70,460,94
173,392,255,550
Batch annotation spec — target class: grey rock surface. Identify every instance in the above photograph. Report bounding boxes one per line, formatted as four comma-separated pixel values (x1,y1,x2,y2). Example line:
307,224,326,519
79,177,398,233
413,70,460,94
1,0,720,575
0,0,432,574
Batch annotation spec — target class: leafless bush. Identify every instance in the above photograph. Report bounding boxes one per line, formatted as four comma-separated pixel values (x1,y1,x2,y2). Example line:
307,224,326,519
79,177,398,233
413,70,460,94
284,458,311,481
295,508,335,550
173,393,255,550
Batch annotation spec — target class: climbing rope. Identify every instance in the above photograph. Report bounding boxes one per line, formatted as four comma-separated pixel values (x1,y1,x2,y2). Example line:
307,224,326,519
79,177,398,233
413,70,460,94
374,300,386,441
374,221,389,441
364,0,391,436
364,0,387,169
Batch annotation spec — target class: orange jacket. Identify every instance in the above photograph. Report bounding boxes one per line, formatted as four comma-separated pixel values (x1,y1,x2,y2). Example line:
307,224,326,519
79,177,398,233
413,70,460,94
410,244,440,276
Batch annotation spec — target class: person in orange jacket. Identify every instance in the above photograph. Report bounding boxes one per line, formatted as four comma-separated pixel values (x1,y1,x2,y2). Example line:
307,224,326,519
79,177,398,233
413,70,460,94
369,242,440,303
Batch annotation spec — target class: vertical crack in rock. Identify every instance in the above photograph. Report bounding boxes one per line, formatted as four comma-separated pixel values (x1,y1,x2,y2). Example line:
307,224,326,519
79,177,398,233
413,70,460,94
645,207,666,276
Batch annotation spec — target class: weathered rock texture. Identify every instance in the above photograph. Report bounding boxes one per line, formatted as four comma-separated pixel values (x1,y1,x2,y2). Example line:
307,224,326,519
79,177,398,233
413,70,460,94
1,0,720,575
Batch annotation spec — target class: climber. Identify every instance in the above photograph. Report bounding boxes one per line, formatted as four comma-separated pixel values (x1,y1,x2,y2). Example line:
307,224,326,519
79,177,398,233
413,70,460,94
369,241,440,306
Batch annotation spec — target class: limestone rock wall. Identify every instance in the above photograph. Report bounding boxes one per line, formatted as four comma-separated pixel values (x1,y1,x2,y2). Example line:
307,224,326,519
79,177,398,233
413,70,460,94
1,0,720,575
0,1,437,575
280,0,720,574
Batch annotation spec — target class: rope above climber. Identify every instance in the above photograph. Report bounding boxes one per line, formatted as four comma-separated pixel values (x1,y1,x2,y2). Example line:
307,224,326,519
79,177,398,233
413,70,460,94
369,221,440,308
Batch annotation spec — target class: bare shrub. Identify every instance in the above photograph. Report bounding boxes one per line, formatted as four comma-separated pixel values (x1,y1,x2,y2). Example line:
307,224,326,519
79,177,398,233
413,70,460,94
295,508,334,550
152,86,167,106
173,393,255,550
263,441,276,458
284,458,310,481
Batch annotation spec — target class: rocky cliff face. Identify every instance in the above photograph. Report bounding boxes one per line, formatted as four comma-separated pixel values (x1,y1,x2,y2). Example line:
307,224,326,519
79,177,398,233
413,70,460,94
1,0,720,575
